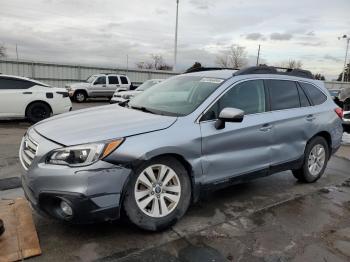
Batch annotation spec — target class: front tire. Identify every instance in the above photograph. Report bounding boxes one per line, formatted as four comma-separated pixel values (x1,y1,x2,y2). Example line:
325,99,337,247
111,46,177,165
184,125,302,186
74,91,87,103
123,157,191,231
26,102,51,123
292,136,329,183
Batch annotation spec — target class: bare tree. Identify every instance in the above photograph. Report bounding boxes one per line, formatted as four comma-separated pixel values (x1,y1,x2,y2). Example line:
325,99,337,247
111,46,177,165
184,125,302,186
136,54,172,71
279,59,303,69
0,45,6,58
216,45,248,69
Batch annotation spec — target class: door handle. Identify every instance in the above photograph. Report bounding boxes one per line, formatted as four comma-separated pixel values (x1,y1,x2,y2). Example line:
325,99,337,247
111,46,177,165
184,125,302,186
102,85,106,87
259,123,272,132
306,114,316,121
22,92,32,94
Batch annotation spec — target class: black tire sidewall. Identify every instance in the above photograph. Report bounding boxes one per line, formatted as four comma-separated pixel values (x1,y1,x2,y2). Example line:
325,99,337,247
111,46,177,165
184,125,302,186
26,102,51,123
123,157,191,231
302,136,329,183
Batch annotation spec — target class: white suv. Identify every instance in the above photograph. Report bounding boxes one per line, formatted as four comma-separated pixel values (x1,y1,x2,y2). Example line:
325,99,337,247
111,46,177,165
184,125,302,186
66,74,132,102
0,75,72,123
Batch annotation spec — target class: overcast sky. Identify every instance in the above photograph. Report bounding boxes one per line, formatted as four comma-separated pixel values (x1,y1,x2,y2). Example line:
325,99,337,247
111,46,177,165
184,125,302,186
0,0,349,79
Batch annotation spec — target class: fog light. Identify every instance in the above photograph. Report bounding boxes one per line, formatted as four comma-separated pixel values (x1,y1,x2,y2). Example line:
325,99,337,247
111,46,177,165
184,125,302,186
60,200,73,216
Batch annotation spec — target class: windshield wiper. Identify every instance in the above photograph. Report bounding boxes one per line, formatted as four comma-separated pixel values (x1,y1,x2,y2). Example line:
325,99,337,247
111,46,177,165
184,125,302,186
130,105,156,114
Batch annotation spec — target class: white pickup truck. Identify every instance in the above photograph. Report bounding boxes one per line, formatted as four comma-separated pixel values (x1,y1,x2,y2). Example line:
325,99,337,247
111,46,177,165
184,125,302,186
66,73,132,102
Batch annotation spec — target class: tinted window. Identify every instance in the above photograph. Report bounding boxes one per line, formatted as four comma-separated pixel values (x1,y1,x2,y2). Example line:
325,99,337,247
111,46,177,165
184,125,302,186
108,76,119,84
0,78,35,89
267,80,299,110
299,82,327,105
120,76,129,84
202,80,266,121
297,85,311,107
94,76,106,85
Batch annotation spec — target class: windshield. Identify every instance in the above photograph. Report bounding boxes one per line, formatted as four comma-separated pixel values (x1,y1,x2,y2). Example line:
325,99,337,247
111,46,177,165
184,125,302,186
129,75,224,116
86,75,97,83
136,80,160,91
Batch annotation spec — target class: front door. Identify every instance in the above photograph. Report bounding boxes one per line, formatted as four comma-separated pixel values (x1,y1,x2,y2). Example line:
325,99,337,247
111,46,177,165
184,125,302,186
199,79,273,184
90,76,108,97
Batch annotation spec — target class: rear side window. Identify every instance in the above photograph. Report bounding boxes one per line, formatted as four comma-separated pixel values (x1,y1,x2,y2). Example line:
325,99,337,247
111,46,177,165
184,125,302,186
266,80,300,111
94,76,106,85
299,82,327,105
108,76,119,84
0,78,36,89
120,76,129,84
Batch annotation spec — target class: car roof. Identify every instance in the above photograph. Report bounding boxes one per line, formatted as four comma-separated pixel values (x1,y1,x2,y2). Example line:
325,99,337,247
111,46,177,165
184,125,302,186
185,69,237,79
0,74,50,86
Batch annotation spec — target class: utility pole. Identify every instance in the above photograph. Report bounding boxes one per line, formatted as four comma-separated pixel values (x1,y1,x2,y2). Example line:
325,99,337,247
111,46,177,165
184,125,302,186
174,0,179,72
256,44,261,66
15,44,20,75
126,54,129,72
341,37,349,82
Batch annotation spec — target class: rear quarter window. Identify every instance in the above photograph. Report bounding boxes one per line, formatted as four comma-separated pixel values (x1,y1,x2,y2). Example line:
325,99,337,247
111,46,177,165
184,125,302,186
299,82,327,105
120,76,129,84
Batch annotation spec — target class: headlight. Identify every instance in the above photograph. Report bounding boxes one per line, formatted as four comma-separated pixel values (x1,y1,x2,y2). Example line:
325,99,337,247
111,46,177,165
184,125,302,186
46,139,124,167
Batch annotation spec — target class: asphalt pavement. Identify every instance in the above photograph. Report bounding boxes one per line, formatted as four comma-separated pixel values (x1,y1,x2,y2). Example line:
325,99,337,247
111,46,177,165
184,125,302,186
0,101,350,261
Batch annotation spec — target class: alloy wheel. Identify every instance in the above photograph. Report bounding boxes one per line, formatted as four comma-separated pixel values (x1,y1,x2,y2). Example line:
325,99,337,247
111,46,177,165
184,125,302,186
134,164,181,218
307,144,326,177
76,93,85,102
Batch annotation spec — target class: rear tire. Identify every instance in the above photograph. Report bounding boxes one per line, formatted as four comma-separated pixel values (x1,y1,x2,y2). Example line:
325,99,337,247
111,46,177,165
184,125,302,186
123,157,191,231
292,136,329,183
74,91,87,103
26,102,51,123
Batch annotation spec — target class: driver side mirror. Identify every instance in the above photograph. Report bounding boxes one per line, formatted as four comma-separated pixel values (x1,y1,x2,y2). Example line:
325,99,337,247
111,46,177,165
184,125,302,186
215,108,244,130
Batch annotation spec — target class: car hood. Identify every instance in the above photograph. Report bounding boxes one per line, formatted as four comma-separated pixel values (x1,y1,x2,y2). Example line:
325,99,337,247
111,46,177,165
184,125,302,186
67,82,89,89
116,91,142,97
33,105,177,146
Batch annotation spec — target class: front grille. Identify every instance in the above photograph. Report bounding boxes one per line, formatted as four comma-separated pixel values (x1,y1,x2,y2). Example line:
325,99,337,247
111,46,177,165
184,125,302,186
20,135,38,170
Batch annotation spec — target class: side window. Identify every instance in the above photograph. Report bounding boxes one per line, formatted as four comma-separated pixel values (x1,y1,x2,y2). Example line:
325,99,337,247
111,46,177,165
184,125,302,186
108,76,119,85
202,80,266,121
94,76,106,85
266,80,300,110
297,85,311,107
299,82,327,105
120,76,129,85
0,78,35,89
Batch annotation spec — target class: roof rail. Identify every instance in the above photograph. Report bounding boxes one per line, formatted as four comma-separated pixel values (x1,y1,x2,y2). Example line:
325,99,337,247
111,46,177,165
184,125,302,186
185,67,239,74
99,73,126,75
233,66,314,79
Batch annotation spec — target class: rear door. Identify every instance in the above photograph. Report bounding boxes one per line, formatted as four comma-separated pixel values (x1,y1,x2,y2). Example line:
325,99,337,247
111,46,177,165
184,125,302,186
90,76,108,97
119,76,130,91
200,79,273,184
265,79,313,166
0,77,35,117
107,75,121,96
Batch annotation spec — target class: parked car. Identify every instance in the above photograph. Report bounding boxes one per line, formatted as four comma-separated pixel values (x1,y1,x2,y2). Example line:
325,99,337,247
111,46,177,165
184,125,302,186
343,111,350,126
0,75,72,123
20,66,343,231
110,79,163,104
66,74,131,102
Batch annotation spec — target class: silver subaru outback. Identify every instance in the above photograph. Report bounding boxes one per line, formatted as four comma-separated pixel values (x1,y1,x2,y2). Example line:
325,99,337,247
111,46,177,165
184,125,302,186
20,66,343,231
